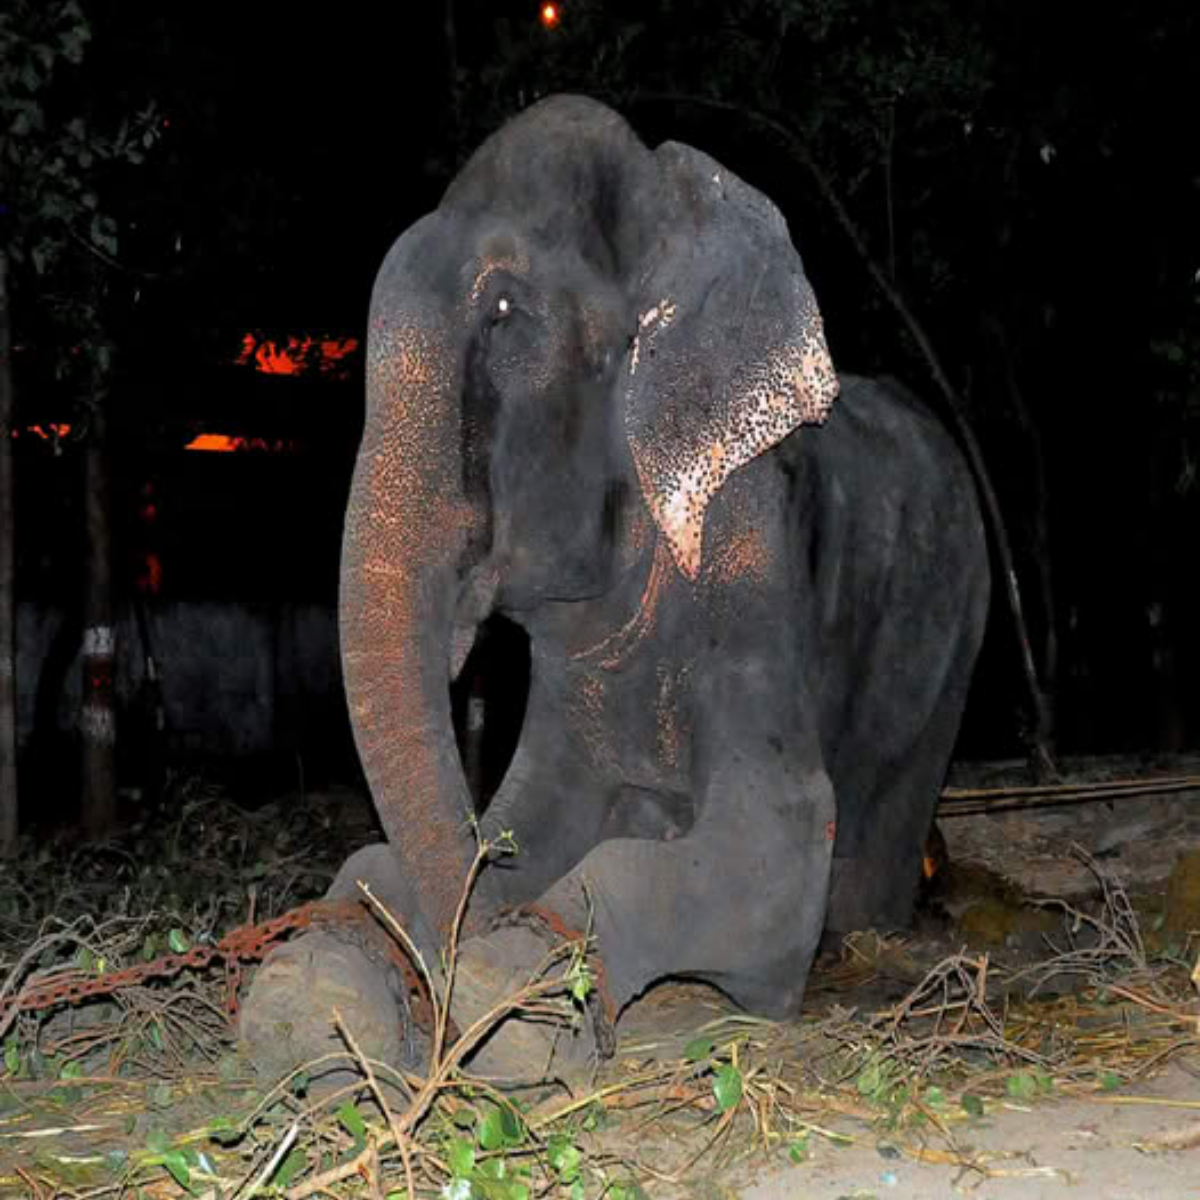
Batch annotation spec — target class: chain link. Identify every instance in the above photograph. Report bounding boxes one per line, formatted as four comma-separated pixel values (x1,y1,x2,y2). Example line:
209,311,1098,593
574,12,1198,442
2,898,436,1033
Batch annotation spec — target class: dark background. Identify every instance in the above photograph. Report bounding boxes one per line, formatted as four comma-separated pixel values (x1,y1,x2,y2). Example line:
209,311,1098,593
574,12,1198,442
7,1,1199,821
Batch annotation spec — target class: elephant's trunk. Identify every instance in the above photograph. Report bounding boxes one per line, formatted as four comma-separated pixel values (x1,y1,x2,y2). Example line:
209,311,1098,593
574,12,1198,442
340,278,481,939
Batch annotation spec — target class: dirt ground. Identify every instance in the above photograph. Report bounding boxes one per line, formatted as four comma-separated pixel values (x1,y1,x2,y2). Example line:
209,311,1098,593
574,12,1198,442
2,756,1196,1197
614,754,1200,1199
739,1060,1200,1200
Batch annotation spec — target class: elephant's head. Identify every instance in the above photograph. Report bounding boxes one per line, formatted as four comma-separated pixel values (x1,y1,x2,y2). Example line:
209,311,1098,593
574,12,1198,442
340,96,838,937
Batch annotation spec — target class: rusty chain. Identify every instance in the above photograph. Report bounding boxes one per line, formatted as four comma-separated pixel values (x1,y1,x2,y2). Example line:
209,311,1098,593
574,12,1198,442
4,895,614,1063
1,898,437,1033
494,902,618,1059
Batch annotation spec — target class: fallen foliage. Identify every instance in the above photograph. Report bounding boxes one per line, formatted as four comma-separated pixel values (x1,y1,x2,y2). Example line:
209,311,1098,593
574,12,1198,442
2,786,1198,1198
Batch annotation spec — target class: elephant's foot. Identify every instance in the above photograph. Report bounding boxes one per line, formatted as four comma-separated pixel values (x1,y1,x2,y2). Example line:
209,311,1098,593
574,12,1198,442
238,930,423,1090
238,925,597,1089
449,926,597,1085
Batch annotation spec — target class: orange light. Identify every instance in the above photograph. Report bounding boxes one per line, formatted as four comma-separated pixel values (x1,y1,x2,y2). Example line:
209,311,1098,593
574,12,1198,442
255,337,307,376
186,434,242,452
234,333,359,378
136,553,163,595
540,2,560,29
10,422,73,441
184,433,302,454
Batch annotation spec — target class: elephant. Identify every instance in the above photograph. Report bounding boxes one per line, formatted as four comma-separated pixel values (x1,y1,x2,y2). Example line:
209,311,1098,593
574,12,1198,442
239,95,989,1081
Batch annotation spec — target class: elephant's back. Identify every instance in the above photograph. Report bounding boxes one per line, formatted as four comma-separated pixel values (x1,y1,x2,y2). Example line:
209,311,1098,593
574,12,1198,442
791,374,984,552
781,369,990,667
818,374,970,483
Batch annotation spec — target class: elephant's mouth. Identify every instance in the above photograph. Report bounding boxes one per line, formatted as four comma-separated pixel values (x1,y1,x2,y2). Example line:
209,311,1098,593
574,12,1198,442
449,612,531,813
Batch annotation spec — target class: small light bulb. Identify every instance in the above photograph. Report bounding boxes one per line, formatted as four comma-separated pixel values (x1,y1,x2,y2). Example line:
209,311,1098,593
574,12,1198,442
540,3,560,29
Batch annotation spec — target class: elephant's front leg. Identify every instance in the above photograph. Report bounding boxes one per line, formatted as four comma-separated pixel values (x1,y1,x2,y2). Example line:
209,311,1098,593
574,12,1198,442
473,659,627,907
538,653,836,1018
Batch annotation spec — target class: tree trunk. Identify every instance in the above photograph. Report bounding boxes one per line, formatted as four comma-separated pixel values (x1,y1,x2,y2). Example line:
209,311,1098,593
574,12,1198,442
0,252,18,857
81,400,115,835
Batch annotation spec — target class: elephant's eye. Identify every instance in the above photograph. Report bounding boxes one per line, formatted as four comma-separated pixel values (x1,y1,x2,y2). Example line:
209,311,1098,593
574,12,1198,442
494,295,513,322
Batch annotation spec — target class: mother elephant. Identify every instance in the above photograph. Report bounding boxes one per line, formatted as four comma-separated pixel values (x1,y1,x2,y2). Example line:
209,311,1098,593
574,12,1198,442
241,96,989,1078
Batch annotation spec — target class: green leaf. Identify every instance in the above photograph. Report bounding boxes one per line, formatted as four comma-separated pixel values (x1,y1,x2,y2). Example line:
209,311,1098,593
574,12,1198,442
478,1103,524,1151
608,1183,650,1200
1100,1071,1122,1091
451,1107,478,1130
74,945,95,972
712,1063,743,1112
337,1101,368,1149
477,1158,505,1181
856,1060,885,1097
446,1136,475,1176
3,1041,19,1075
144,1128,170,1154
167,928,189,954
580,1102,606,1132
272,1146,308,1188
961,1093,985,1118
569,960,592,1002
923,1085,946,1109
1006,1072,1037,1100
788,1133,810,1162
206,1117,242,1147
142,934,158,961
161,1148,191,1189
683,1037,715,1062
547,1134,582,1181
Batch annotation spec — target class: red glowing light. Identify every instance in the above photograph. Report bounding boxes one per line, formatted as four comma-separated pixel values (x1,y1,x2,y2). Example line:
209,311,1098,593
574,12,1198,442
186,434,242,453
9,422,72,441
184,433,302,454
540,2,560,29
136,553,163,595
234,333,360,378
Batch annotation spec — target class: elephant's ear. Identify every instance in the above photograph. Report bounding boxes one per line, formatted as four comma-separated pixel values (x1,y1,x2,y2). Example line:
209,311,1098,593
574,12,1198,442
624,143,839,580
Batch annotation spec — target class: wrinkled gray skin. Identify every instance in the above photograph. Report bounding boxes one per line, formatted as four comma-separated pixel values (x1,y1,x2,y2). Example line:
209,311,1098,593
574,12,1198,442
245,96,988,1072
